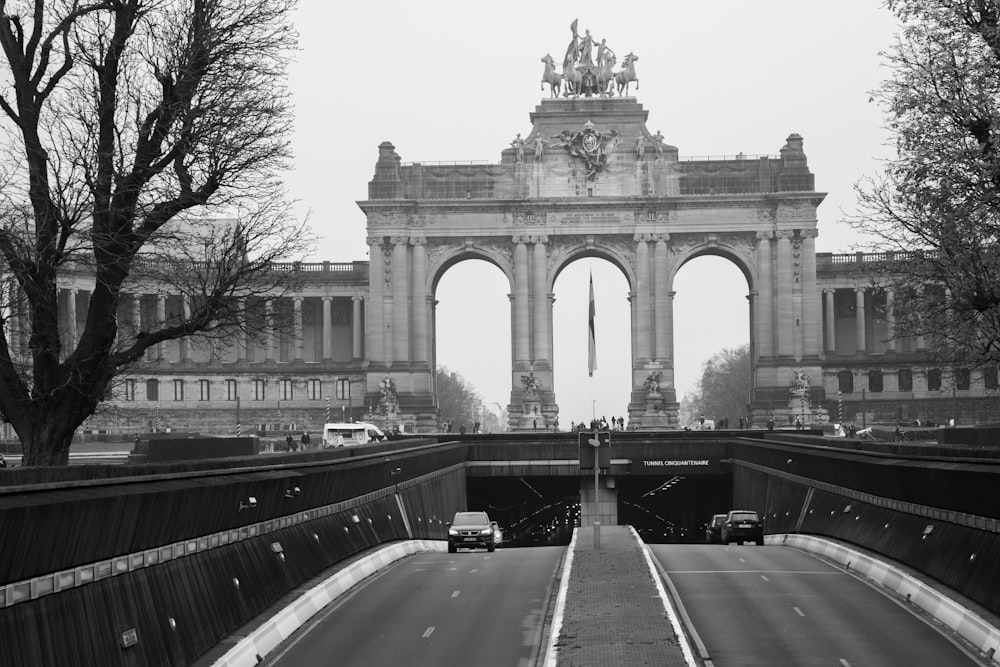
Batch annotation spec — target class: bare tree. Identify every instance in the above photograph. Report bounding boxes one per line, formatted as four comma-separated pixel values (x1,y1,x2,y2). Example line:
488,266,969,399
436,366,482,431
695,344,751,426
0,0,311,465
850,1,1000,365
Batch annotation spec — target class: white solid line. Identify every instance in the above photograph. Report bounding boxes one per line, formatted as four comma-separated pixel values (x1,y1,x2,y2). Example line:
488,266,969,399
794,607,805,617
543,528,578,667
422,626,435,638
634,527,699,667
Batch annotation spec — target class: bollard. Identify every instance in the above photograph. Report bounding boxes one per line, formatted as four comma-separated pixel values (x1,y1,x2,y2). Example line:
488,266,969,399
594,521,601,549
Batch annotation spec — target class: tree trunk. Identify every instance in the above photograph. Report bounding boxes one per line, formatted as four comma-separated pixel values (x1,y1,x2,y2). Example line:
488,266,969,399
20,405,81,466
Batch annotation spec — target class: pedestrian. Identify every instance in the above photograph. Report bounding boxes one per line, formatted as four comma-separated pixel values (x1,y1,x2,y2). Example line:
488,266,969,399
767,418,775,432
459,423,467,435
795,417,802,431
286,433,295,452
300,431,310,450
473,421,481,434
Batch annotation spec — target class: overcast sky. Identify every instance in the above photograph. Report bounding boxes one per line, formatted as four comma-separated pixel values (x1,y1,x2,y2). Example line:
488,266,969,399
285,1,900,427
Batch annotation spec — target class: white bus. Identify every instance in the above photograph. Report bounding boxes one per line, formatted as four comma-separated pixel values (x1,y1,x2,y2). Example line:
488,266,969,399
322,422,387,448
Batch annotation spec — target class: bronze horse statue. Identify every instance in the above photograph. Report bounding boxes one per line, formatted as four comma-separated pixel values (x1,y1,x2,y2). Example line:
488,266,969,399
615,53,639,96
540,54,561,98
562,53,582,98
596,55,616,97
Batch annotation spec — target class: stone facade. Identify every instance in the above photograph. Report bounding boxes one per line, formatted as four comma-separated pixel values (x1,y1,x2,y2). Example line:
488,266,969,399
54,99,1000,437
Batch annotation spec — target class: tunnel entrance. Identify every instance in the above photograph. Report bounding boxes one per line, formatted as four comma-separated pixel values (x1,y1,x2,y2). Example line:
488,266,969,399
466,472,732,546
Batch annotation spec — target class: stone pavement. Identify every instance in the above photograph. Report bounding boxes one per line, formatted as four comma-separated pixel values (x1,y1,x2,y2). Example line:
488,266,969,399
552,525,691,666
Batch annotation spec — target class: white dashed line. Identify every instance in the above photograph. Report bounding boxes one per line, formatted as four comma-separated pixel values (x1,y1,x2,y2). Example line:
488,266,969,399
840,660,851,667
451,590,460,598
760,575,770,582
739,558,746,563
470,569,478,573
793,607,805,617
422,626,435,638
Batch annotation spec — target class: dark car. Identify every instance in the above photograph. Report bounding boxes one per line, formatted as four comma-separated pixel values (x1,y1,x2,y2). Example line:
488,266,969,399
447,511,495,553
705,513,727,544
721,510,764,545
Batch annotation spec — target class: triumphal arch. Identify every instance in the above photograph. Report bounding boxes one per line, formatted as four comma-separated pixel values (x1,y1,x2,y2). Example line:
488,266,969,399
358,22,824,432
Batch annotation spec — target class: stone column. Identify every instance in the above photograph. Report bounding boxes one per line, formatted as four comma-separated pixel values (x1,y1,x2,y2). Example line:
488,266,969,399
156,295,166,360
367,236,386,363
854,287,867,354
293,297,304,361
352,296,363,359
634,233,651,361
653,235,670,362
513,237,530,364
412,236,429,363
532,236,549,364
66,288,78,351
322,296,333,361
265,299,275,362
775,230,793,357
823,289,836,354
391,236,410,362
916,286,926,351
885,288,896,353
755,231,774,359
133,294,143,358
801,229,820,357
665,291,675,365
180,296,192,362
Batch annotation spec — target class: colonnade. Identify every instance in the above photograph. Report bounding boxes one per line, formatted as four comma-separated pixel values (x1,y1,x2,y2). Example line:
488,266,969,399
5,286,364,365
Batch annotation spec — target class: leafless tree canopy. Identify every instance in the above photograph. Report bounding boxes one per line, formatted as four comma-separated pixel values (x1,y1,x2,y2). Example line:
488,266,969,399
851,1,1000,365
0,0,311,465
683,344,751,426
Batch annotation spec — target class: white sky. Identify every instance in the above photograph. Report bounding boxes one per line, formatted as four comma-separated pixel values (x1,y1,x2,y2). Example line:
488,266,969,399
286,1,900,427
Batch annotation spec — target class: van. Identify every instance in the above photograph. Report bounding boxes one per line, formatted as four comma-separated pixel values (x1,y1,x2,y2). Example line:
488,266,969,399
322,422,386,448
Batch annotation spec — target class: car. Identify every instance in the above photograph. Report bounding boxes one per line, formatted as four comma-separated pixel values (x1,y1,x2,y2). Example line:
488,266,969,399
447,511,495,553
705,513,727,543
721,510,764,545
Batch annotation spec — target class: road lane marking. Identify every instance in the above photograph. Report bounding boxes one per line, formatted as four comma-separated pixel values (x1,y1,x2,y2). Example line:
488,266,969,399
840,660,851,667
666,570,844,575
422,626,435,638
794,607,805,617
451,590,460,598
739,558,746,563
760,575,770,581
470,568,478,573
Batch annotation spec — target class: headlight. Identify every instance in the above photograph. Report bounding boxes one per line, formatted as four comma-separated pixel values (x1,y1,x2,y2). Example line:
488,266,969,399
448,528,459,536
480,528,493,535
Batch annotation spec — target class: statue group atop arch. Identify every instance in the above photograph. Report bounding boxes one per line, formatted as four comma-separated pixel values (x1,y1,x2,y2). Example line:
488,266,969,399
542,19,638,99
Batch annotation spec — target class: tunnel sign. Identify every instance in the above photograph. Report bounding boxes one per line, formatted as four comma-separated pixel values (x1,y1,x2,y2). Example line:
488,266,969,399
630,458,723,474
578,431,611,469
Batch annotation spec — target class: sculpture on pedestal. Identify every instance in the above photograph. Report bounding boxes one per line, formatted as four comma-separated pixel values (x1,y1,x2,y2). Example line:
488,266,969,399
521,372,542,398
548,120,620,179
644,370,662,396
380,376,398,415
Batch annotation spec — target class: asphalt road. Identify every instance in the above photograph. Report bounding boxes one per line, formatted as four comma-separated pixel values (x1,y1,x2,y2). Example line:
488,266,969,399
651,543,984,666
266,546,563,667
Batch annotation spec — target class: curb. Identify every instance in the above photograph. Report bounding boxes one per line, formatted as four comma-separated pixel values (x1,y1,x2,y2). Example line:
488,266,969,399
212,539,446,667
770,533,1000,663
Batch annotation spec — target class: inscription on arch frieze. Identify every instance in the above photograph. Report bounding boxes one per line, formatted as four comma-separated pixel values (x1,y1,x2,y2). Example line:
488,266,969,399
548,210,630,226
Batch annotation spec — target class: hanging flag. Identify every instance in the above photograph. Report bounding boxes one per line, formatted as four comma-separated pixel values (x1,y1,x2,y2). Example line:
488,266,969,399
588,271,597,377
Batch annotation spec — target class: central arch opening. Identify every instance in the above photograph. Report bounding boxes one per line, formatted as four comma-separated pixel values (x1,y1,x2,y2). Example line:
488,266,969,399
552,258,631,430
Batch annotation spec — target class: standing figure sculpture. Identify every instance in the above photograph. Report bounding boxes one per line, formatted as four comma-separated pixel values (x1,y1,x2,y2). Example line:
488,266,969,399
615,52,639,96
510,133,525,163
577,29,595,66
596,38,615,68
635,135,645,159
650,130,666,158
533,133,546,161
540,54,562,98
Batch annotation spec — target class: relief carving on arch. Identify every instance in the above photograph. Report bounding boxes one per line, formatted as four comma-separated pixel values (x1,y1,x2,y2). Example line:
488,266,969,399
368,210,404,228
776,201,815,221
545,234,635,274
633,208,671,224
